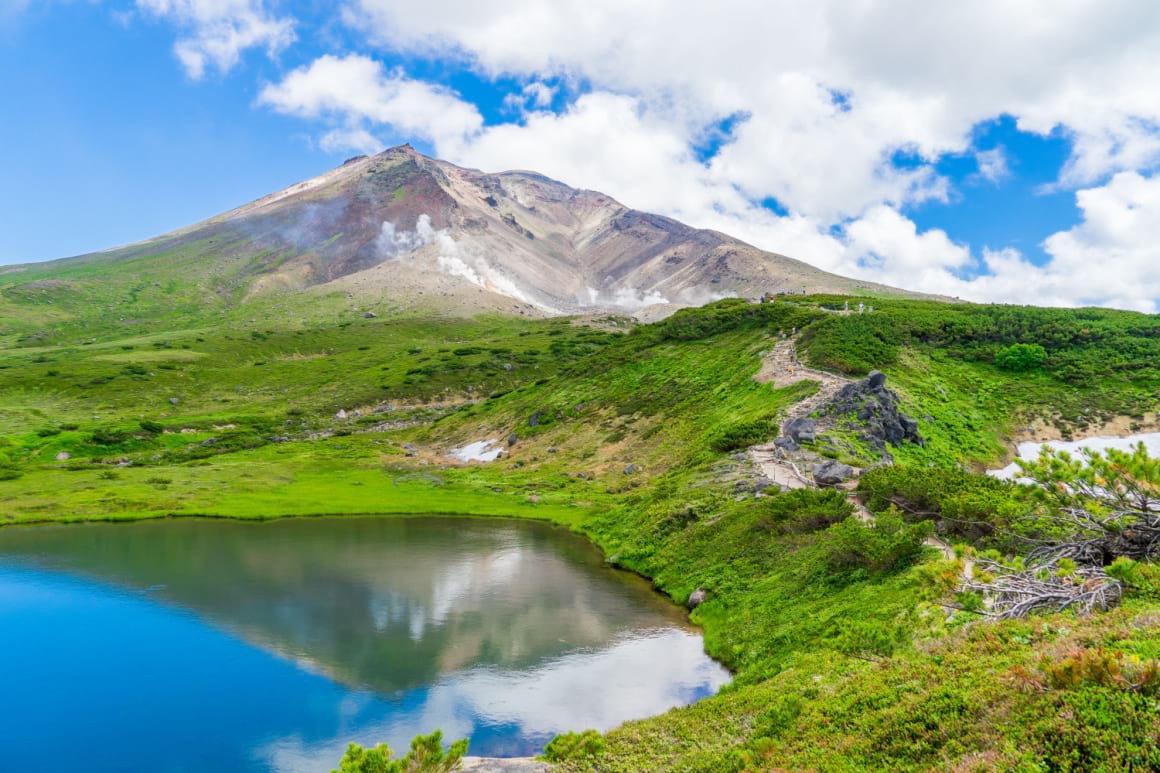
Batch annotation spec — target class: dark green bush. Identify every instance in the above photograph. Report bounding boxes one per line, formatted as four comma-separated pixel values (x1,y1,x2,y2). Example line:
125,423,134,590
760,488,852,534
995,342,1047,372
90,428,130,446
799,313,900,375
709,418,778,452
822,509,932,573
857,466,1023,549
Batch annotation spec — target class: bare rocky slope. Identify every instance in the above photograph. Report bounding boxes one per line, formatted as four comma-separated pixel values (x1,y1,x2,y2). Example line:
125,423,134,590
14,145,924,318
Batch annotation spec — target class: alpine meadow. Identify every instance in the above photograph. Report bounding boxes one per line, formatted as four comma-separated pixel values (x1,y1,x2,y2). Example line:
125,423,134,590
3,5,1160,772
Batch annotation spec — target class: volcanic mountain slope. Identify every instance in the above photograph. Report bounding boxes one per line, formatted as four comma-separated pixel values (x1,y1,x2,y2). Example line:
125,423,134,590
1,145,919,336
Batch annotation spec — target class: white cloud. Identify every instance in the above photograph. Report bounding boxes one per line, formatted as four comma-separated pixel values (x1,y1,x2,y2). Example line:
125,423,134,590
137,0,294,79
974,148,1009,184
318,127,383,155
258,54,483,149
341,0,1160,215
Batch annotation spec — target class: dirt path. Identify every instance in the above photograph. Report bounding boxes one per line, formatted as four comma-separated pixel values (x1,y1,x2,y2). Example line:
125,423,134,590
749,339,853,489
748,338,961,567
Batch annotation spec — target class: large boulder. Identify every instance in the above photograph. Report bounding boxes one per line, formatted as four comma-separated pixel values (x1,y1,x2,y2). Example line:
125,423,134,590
784,417,818,443
687,588,709,609
813,460,855,486
821,371,921,450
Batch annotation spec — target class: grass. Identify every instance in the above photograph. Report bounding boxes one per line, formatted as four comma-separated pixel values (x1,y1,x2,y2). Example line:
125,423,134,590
2,286,1159,770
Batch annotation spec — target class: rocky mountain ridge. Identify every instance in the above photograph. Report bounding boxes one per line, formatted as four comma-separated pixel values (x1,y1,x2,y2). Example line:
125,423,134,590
12,145,924,320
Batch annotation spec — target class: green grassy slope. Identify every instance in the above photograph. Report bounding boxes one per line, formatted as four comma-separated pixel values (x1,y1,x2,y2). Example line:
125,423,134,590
2,294,1159,770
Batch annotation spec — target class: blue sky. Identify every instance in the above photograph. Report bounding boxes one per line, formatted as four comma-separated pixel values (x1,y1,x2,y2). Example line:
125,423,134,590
3,1,1159,311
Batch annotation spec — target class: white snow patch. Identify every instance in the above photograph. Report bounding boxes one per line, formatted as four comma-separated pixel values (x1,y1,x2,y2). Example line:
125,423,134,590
989,432,1160,480
449,439,504,462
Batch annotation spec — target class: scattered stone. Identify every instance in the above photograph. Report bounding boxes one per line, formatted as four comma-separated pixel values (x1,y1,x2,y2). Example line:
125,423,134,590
547,446,558,453
503,363,513,372
527,494,542,504
269,436,289,443
773,437,800,452
362,311,377,318
812,460,855,486
200,437,217,446
167,397,179,405
754,478,775,493
334,409,348,420
528,411,542,427
624,463,638,475
55,452,70,461
687,588,709,609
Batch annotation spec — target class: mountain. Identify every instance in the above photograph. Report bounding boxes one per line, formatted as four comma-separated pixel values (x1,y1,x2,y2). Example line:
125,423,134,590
3,145,917,325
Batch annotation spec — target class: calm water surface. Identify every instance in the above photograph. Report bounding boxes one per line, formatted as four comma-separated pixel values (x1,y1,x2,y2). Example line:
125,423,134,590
0,516,729,771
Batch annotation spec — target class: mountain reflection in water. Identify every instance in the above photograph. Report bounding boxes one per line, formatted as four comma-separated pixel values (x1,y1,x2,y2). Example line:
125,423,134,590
0,516,730,770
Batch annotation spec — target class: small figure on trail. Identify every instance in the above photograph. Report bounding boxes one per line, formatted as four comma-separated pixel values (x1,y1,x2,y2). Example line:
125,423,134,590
858,302,865,314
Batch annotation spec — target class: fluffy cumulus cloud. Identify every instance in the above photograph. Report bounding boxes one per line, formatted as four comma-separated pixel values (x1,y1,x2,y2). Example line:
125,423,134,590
137,0,295,79
257,54,483,150
253,1,1160,310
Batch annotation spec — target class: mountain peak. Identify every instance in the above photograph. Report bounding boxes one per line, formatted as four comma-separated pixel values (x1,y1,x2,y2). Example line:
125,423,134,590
28,151,924,319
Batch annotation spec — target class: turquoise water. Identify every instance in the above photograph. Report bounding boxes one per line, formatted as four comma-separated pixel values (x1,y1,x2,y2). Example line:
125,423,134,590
0,516,729,771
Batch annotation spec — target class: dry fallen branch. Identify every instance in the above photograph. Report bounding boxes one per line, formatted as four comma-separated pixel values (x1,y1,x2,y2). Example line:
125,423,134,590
964,557,1123,620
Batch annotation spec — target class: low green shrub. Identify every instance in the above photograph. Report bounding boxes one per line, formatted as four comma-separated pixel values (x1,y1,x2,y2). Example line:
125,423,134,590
543,729,605,762
759,488,852,534
332,730,467,773
709,418,778,452
822,509,932,573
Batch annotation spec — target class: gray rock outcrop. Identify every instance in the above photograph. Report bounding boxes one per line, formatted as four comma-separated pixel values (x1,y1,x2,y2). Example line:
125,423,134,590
821,370,921,450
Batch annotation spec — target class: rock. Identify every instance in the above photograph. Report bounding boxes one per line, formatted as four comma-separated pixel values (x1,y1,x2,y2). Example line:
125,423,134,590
362,311,377,318
773,437,800,452
503,363,513,372
528,411,542,427
507,433,519,446
819,371,922,450
547,446,558,453
527,494,542,503
167,397,179,405
813,460,855,486
754,478,775,493
687,588,709,609
269,436,289,443
55,452,70,461
334,409,348,420
624,463,638,475
785,417,817,443
201,437,217,446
